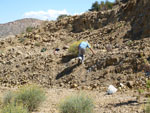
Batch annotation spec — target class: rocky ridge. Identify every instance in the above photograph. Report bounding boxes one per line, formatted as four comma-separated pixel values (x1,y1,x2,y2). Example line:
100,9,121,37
0,18,43,38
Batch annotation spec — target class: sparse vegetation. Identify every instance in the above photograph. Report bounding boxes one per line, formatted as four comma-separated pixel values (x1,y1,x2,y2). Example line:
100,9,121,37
0,50,4,55
18,37,26,43
26,26,34,32
14,85,45,111
68,40,83,56
1,103,28,113
146,80,150,89
89,0,114,11
41,48,47,52
0,97,2,108
34,42,41,47
57,14,69,20
1,85,45,112
138,89,144,94
59,93,94,113
3,91,14,106
146,99,150,113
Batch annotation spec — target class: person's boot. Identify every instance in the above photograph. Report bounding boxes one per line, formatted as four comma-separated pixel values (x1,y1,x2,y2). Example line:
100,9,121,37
78,57,82,65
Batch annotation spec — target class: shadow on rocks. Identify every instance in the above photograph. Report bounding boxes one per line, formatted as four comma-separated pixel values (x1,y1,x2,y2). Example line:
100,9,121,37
56,63,78,80
61,54,77,63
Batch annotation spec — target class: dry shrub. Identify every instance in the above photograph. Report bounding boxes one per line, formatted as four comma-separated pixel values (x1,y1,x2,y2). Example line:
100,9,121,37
2,91,15,106
2,84,45,112
146,100,150,113
14,84,46,111
68,40,84,56
1,103,28,113
59,93,94,113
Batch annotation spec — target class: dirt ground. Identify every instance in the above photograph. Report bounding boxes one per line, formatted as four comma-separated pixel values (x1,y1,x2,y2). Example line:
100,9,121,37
34,89,148,113
0,86,147,113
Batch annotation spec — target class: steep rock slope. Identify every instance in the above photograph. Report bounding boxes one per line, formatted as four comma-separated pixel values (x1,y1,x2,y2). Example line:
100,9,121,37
121,0,150,39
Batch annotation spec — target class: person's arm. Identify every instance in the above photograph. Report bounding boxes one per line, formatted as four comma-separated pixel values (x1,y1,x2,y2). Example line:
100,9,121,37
89,48,95,55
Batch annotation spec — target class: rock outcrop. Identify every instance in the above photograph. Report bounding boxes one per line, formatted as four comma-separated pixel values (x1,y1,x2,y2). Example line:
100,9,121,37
121,0,150,39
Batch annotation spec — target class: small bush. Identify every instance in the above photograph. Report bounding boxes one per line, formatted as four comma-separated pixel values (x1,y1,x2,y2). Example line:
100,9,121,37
41,48,47,52
138,89,144,94
0,97,2,108
146,80,150,89
14,85,45,111
26,27,33,32
68,40,83,56
1,103,28,113
57,14,69,20
18,37,26,43
59,93,94,113
3,91,15,106
34,42,41,47
146,99,150,113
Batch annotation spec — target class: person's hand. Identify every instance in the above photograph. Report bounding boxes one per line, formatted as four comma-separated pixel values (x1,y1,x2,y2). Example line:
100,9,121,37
92,52,95,57
93,51,96,55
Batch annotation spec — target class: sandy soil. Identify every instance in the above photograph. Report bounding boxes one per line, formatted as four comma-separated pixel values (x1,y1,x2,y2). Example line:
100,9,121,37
0,86,146,113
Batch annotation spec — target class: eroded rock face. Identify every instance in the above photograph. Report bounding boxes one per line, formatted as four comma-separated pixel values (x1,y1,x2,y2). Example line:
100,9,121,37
42,9,118,33
72,11,116,32
121,0,150,39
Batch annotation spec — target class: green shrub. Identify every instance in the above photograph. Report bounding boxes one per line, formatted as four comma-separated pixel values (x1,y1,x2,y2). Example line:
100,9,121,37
3,91,15,106
146,99,150,113
0,50,4,55
57,14,69,20
26,27,33,32
18,37,26,43
146,80,150,89
138,89,144,94
0,97,2,108
68,40,83,56
14,85,45,111
1,103,28,113
59,93,94,113
89,0,114,11
41,48,47,52
34,42,41,47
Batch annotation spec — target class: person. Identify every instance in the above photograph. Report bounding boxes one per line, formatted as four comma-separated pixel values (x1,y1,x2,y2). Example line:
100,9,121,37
78,41,95,64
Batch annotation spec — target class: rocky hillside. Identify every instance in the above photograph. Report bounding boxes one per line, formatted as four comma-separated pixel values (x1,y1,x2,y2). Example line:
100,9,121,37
120,0,150,39
0,18,43,38
0,0,149,91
